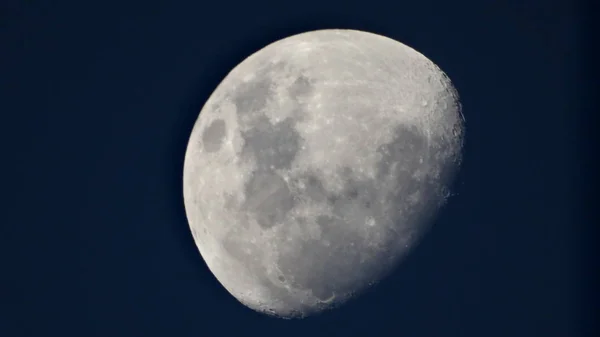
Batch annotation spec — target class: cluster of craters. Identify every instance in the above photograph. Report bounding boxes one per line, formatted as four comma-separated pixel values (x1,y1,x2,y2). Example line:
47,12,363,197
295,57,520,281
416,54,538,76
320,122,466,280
198,62,443,315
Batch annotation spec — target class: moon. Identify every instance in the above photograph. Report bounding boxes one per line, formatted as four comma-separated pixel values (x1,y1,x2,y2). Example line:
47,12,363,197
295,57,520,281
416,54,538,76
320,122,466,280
183,29,465,318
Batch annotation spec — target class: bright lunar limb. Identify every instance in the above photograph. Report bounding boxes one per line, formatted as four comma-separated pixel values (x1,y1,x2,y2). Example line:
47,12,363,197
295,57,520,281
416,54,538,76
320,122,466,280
183,29,465,318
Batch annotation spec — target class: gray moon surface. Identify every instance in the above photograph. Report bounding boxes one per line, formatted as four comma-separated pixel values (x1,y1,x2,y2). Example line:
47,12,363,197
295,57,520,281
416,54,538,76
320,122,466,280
183,29,465,318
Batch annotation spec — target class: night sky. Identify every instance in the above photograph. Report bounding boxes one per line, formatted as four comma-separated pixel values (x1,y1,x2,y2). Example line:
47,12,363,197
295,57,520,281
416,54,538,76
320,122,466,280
3,0,593,336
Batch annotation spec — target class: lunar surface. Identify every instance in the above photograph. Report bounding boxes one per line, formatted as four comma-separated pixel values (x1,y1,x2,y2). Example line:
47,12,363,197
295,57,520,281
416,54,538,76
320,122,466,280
183,29,465,318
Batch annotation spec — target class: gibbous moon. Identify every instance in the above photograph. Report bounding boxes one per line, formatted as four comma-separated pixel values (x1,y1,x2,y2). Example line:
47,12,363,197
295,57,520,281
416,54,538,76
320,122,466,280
183,29,465,318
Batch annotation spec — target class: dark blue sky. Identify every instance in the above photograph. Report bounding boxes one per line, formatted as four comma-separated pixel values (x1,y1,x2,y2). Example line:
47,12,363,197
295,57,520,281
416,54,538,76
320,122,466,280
2,0,592,336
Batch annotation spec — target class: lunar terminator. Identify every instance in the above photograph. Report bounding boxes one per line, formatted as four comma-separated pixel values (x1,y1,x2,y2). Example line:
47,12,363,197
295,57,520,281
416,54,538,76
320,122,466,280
183,29,465,318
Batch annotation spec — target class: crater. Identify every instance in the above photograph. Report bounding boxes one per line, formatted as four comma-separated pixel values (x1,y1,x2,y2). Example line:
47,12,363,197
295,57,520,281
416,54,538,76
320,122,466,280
202,119,227,152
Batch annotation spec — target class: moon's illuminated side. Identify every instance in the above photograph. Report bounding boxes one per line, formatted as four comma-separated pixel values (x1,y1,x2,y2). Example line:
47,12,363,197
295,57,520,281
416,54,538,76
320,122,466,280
183,29,465,318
